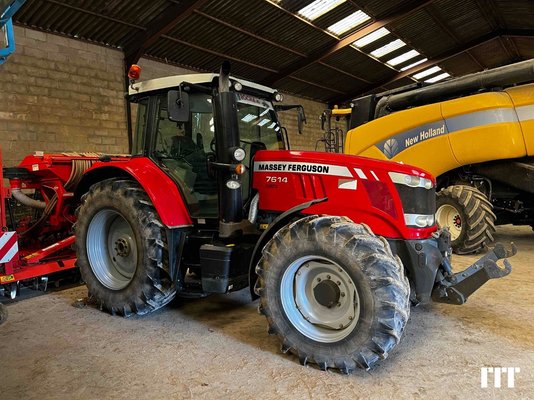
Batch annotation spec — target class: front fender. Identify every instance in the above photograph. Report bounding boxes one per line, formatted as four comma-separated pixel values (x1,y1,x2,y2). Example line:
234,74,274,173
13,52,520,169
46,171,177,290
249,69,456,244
75,158,192,228
248,197,327,300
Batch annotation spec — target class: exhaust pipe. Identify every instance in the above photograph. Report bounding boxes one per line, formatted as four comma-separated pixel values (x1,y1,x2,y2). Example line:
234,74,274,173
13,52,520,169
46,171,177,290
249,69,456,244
213,61,244,237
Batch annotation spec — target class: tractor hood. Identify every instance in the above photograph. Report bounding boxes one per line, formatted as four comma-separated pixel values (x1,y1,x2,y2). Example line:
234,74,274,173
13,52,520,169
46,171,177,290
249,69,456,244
252,150,436,240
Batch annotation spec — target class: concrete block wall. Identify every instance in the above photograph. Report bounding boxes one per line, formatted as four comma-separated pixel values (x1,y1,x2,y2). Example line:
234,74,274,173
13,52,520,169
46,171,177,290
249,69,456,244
0,26,327,166
0,26,127,166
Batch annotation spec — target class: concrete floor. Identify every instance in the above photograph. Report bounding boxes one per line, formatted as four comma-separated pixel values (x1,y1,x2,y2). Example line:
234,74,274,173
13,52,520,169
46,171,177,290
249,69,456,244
0,225,533,400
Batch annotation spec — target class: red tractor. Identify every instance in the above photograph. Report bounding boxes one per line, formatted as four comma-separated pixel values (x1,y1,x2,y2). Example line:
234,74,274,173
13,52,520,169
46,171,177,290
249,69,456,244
1,63,514,372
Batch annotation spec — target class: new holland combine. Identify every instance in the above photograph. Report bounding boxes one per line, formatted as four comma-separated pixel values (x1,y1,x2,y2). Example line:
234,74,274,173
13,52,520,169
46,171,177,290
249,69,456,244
0,62,515,372
345,59,534,254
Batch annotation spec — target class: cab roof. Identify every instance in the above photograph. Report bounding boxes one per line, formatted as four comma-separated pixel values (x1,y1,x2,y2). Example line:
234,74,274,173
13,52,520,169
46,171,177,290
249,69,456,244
129,73,277,96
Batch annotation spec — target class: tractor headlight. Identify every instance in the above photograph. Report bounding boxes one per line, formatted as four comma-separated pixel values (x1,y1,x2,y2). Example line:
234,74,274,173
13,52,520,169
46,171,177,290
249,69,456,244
405,214,435,227
389,171,436,228
389,172,433,189
274,92,284,102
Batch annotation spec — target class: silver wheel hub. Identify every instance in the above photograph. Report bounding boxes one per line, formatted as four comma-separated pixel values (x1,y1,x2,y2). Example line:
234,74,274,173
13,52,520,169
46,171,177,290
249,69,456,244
87,209,138,290
281,256,360,343
114,237,130,257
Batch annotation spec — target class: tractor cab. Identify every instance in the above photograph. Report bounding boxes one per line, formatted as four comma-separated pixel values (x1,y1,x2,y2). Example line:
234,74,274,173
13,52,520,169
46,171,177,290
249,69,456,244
128,68,285,222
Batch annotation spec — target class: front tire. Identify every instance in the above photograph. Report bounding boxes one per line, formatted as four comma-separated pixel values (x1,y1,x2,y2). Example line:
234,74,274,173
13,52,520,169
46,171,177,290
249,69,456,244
75,178,176,316
255,215,410,373
436,185,496,255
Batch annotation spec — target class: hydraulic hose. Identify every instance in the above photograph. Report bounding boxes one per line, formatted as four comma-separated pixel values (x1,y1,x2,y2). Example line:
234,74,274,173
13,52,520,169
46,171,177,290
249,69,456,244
11,188,46,209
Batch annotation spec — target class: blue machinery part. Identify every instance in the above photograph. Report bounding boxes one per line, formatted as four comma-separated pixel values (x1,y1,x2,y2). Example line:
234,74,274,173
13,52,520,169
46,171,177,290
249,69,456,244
0,0,26,65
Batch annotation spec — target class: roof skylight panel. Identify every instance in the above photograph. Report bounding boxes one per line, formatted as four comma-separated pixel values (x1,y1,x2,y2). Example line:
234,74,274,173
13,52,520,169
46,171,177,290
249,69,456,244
425,72,450,83
353,27,390,48
413,66,441,79
370,39,406,58
327,10,371,35
387,49,419,66
400,58,428,71
298,0,346,21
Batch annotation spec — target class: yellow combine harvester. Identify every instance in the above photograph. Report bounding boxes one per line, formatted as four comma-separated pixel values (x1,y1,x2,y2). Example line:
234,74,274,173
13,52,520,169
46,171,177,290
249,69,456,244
344,59,534,254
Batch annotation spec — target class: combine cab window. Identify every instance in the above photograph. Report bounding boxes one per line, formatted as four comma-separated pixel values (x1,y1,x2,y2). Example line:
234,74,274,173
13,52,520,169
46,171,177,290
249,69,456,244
153,93,218,218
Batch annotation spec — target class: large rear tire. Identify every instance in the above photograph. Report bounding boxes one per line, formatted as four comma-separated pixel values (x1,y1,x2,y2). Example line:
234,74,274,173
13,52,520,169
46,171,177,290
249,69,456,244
255,215,410,373
436,185,496,255
75,178,176,316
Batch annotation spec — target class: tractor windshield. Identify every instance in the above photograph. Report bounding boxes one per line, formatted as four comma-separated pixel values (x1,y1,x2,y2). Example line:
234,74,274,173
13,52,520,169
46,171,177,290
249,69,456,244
236,93,284,151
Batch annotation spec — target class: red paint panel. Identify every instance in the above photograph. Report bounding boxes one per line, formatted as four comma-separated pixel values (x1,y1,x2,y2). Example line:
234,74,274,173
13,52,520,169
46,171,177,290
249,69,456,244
1,259,77,283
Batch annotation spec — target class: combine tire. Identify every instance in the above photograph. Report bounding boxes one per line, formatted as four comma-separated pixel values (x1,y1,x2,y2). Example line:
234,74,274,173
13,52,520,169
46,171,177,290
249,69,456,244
255,215,410,373
75,178,176,316
0,303,7,325
436,185,496,255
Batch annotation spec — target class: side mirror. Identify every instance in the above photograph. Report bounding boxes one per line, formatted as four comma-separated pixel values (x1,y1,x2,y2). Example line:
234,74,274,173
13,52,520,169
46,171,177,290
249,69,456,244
297,106,307,135
320,112,326,131
168,90,190,122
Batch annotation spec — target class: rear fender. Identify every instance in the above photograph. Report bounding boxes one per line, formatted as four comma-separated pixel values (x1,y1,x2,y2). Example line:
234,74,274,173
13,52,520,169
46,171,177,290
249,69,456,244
75,158,192,228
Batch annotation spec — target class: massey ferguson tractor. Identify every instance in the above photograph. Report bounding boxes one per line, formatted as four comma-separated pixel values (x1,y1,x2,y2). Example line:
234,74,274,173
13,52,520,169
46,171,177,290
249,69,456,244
1,62,514,372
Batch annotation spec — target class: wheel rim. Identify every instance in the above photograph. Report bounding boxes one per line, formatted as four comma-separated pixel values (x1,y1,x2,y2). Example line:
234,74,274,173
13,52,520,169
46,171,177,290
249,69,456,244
87,209,138,290
280,255,360,343
436,204,463,240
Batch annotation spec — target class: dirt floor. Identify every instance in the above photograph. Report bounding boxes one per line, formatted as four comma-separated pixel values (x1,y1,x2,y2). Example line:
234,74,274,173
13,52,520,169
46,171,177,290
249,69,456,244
0,225,533,399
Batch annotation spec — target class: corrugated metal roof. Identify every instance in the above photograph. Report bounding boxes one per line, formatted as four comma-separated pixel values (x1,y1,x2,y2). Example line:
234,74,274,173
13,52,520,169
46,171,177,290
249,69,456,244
469,38,512,69
390,8,458,58
10,0,534,104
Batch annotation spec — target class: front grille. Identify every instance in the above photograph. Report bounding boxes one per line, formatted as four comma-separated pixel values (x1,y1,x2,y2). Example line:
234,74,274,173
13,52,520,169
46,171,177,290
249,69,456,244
395,184,436,216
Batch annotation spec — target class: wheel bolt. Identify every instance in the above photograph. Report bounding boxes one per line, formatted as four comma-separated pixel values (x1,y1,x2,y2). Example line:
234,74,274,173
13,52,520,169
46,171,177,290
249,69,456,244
336,281,341,286
327,275,331,280
349,316,353,321
339,324,343,328
317,278,321,282
341,292,345,297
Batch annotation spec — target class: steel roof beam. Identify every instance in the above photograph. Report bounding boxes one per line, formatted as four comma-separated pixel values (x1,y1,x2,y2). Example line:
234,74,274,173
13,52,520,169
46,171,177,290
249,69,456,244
123,0,210,69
